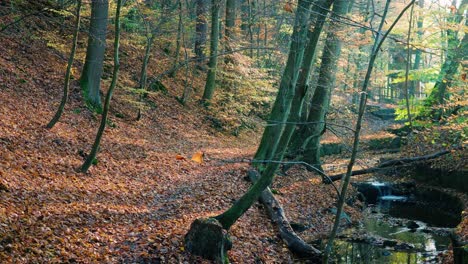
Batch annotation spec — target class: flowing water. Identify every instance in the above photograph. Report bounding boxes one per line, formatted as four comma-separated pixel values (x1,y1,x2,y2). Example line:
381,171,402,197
330,181,458,264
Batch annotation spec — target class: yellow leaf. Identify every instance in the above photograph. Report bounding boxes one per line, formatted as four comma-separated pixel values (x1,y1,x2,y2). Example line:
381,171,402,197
176,154,186,160
191,151,204,164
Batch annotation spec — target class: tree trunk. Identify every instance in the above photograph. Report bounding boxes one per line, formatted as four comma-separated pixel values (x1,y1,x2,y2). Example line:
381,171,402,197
252,0,314,171
323,1,415,261
80,0,108,111
47,0,82,129
410,0,424,97
170,0,184,77
225,0,236,44
214,0,313,230
81,0,122,173
274,0,335,171
301,0,349,170
139,34,155,89
425,0,467,119
287,0,348,169
403,3,415,129
201,0,221,103
194,0,208,67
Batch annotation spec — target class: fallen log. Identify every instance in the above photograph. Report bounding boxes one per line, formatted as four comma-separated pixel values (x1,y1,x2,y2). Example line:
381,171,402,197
248,170,322,261
327,149,453,182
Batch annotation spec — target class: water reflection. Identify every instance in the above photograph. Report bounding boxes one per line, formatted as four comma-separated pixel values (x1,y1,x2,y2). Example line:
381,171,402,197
331,180,454,263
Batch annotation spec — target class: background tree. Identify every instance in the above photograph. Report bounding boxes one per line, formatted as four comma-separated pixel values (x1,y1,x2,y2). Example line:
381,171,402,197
81,0,123,173
201,0,221,103
47,0,82,128
194,0,208,68
80,0,109,111
424,0,467,119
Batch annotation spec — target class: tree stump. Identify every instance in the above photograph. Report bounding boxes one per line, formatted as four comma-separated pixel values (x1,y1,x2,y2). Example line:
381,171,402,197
184,218,232,262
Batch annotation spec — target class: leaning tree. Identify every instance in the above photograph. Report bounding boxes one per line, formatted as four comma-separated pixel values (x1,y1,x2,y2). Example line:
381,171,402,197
184,0,318,261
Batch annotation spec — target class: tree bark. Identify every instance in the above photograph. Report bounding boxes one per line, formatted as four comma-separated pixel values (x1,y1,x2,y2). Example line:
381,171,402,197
252,0,314,171
225,0,236,43
201,0,221,103
80,0,108,111
287,0,348,169
139,34,155,89
194,0,208,67
214,0,313,229
272,0,335,174
425,0,467,119
170,0,184,77
47,0,82,128
81,0,122,173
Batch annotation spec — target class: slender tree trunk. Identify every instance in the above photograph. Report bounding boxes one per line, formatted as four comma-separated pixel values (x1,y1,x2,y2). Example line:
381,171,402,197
201,0,221,104
170,0,184,77
403,2,415,129
194,0,208,67
323,2,415,262
411,0,424,97
80,0,108,111
215,0,313,229
47,0,82,128
81,0,122,173
240,0,249,32
139,34,155,89
248,0,254,58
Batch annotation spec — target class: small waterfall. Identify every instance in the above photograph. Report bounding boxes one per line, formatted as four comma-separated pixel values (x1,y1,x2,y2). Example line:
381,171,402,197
371,181,390,197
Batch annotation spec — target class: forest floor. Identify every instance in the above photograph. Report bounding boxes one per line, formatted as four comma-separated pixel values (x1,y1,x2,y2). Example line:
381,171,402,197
1,13,466,264
0,23,364,263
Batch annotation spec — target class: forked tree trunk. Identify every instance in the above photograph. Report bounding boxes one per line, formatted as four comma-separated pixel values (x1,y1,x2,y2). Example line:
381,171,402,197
273,0,335,170
80,0,108,111
294,0,350,171
80,0,122,173
185,1,313,260
47,0,82,128
216,0,313,228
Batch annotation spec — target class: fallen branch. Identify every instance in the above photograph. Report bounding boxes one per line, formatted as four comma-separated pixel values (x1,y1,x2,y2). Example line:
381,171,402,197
248,170,322,261
327,148,454,182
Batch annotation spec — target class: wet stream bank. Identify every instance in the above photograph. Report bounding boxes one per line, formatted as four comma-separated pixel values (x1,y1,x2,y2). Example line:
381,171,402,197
329,180,464,263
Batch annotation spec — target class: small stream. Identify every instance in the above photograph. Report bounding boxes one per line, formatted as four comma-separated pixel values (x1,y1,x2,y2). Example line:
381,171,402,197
330,181,462,263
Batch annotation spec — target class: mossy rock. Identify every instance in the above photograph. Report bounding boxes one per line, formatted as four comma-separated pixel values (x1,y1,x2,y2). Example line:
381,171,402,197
184,218,232,262
149,80,168,94
367,136,401,150
319,142,344,156
367,105,396,120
